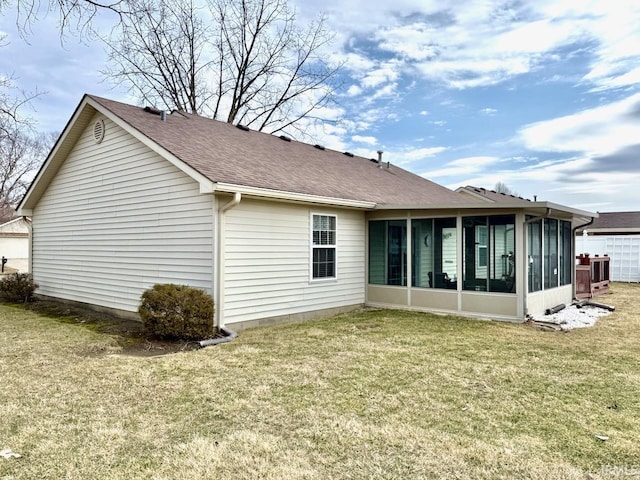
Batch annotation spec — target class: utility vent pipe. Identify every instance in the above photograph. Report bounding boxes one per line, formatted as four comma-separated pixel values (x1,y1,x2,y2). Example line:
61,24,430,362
377,150,383,163
160,111,166,122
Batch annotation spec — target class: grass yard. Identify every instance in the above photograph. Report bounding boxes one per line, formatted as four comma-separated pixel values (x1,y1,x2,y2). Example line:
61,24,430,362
1,285,640,479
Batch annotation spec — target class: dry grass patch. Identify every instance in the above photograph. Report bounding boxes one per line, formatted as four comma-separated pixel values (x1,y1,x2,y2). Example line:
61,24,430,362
1,284,640,479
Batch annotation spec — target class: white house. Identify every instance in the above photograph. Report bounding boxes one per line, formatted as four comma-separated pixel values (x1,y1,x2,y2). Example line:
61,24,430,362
17,95,597,330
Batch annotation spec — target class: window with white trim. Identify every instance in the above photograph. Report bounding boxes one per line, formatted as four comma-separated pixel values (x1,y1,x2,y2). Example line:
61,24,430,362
312,214,337,279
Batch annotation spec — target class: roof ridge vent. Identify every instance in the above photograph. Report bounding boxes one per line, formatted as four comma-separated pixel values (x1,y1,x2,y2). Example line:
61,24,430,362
143,106,162,115
343,151,354,157
171,110,190,118
279,135,292,142
236,124,250,131
314,144,325,150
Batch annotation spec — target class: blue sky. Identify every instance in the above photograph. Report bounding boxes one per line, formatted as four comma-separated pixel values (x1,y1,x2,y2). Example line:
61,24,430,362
1,0,639,212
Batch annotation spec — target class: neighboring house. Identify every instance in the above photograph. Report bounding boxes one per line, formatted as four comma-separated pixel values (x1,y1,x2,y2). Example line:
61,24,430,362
576,212,640,282
0,217,30,272
17,95,597,330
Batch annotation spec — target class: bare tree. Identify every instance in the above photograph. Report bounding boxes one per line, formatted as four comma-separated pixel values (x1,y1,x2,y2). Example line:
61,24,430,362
494,181,519,196
0,0,128,38
0,127,54,209
102,0,213,114
102,0,341,135
0,33,41,134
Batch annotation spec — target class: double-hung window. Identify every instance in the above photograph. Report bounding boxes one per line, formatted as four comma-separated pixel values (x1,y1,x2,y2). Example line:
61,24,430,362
312,214,337,280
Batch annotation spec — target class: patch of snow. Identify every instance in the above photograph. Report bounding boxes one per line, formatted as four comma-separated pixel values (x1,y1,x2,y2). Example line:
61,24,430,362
0,448,21,460
532,304,612,330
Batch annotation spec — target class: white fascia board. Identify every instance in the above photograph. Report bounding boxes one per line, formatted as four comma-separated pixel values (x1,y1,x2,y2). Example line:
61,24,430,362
17,98,94,213
214,182,376,209
543,202,598,219
84,97,215,194
585,227,640,234
375,201,598,218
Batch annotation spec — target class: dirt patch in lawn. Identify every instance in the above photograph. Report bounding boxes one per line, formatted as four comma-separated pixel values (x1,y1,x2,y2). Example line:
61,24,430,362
21,299,202,356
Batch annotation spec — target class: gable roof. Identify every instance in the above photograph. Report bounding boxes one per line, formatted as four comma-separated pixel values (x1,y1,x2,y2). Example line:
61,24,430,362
20,94,478,213
577,211,640,234
18,94,598,219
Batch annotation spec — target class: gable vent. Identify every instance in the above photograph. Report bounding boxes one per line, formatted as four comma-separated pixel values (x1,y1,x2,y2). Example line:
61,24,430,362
236,124,250,131
343,151,354,157
314,144,325,150
93,119,105,144
279,135,292,142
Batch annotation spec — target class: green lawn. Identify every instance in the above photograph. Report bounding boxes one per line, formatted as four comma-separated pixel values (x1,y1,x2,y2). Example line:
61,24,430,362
1,284,639,479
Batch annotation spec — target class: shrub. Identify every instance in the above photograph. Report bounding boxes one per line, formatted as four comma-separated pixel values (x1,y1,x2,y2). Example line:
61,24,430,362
138,284,215,340
0,273,39,303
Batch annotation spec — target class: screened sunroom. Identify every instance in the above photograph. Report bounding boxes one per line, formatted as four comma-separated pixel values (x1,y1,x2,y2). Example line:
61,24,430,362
365,205,593,321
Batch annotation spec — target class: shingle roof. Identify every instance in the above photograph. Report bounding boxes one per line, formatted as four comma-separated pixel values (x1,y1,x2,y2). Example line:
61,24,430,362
456,186,533,205
577,211,640,232
90,95,476,207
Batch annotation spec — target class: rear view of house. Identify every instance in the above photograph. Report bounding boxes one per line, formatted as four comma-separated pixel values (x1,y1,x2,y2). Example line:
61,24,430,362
18,95,596,329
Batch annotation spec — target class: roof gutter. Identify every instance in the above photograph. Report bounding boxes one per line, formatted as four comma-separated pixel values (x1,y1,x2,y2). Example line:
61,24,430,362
214,182,376,210
216,192,242,330
221,191,241,212
22,216,33,275
571,215,596,300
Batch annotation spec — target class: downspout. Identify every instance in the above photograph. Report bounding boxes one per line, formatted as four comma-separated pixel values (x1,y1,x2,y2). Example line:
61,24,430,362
22,217,33,274
522,208,551,318
216,192,242,330
571,216,596,300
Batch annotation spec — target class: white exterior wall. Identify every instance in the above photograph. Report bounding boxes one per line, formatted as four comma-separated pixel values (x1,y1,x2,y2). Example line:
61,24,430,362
222,200,365,326
32,114,214,312
0,219,29,270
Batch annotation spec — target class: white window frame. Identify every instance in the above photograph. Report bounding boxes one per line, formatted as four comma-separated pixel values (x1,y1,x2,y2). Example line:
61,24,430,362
310,213,337,281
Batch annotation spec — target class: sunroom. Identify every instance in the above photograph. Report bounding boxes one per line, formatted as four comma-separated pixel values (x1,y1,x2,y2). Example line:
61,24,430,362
365,204,594,321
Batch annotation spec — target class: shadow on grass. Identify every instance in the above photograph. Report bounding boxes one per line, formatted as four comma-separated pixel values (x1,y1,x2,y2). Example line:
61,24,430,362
15,298,201,356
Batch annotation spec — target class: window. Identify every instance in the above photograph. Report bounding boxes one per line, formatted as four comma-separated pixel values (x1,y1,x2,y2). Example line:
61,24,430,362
462,215,516,293
527,218,572,292
528,219,542,292
412,217,457,289
477,225,488,268
559,220,572,286
312,214,336,280
544,219,558,289
368,220,407,286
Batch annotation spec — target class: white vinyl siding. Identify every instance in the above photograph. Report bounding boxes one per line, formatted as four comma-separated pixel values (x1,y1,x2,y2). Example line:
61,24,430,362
31,113,213,312
223,200,365,325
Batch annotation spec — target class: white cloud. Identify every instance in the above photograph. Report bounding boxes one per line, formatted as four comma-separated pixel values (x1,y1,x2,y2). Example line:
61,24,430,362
346,85,362,96
402,146,447,160
519,92,640,156
481,108,497,115
352,135,378,145
310,0,640,92
586,66,640,92
360,59,401,89
421,155,500,178
380,145,449,166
